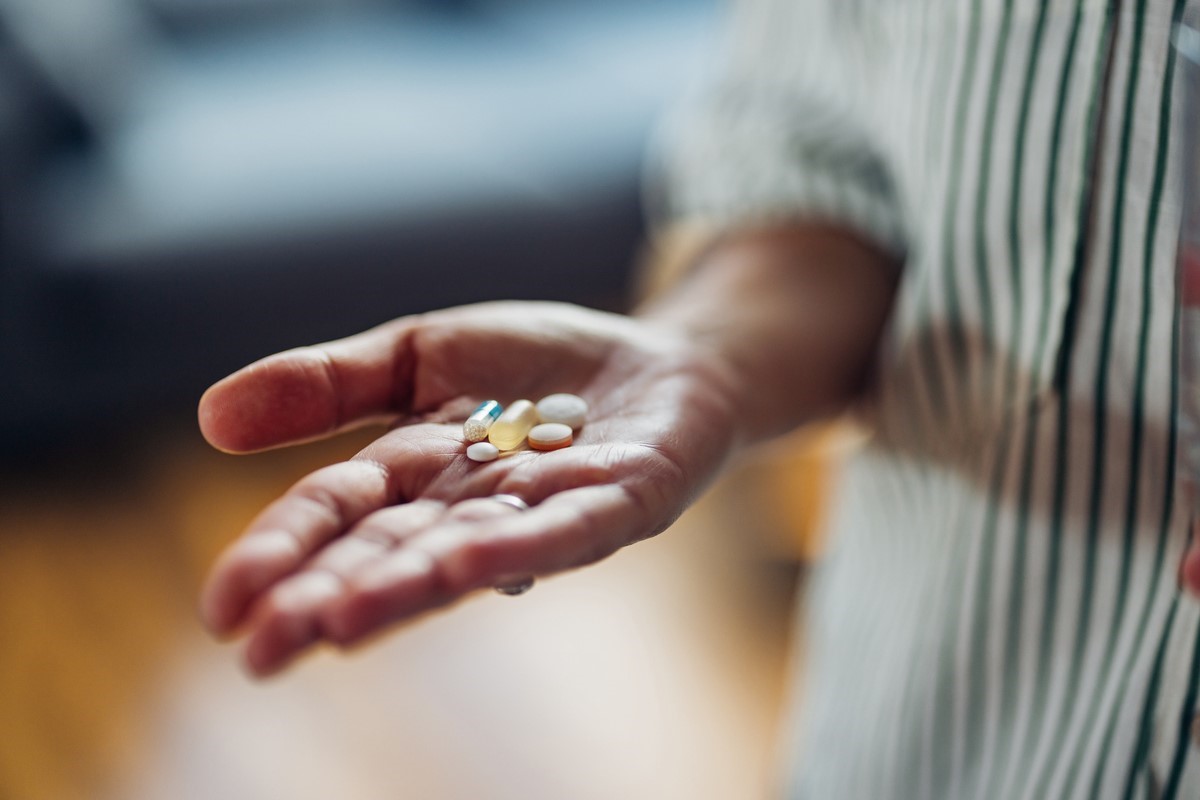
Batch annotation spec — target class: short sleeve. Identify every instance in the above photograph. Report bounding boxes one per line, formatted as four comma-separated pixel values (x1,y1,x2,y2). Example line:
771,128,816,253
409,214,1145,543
650,0,908,259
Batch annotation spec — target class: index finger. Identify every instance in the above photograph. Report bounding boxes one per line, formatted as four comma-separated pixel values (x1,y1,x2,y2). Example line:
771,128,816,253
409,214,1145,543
198,319,418,454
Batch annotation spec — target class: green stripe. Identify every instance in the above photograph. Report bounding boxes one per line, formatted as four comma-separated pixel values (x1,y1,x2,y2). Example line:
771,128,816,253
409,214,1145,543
1013,3,1119,796
956,0,1018,791
972,2,1053,794
1123,594,1182,799
1026,2,1143,796
923,0,992,788
856,468,919,798
930,448,997,795
894,463,956,798
922,474,976,796
865,458,930,798
935,0,982,420
1163,620,1200,797
999,0,1097,788
1120,190,1183,798
1057,0,1149,783
916,0,989,439
966,0,1015,377
896,1,948,448
1122,283,1182,798
1083,3,1187,794
925,9,966,171
897,4,988,786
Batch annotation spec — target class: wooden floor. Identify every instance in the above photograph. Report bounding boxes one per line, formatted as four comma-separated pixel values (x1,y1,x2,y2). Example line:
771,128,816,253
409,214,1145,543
0,417,809,800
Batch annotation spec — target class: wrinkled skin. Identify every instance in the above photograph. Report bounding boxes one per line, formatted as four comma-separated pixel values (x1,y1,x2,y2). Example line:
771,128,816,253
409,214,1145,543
198,301,740,677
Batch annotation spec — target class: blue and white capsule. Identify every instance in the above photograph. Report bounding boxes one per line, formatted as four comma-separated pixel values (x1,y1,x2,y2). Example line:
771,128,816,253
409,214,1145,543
463,400,503,442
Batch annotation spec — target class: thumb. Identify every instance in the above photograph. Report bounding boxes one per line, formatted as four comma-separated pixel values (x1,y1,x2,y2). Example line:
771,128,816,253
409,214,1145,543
199,321,417,454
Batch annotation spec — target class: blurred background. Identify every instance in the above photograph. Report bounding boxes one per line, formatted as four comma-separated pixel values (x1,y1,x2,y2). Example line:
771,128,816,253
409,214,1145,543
0,0,722,447
0,0,847,797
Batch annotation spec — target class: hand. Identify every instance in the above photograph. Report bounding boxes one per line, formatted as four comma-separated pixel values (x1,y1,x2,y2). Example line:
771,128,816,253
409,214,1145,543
197,301,739,677
1180,520,1200,599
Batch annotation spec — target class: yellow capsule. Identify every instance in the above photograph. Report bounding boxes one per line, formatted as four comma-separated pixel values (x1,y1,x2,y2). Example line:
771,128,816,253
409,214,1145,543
488,399,538,450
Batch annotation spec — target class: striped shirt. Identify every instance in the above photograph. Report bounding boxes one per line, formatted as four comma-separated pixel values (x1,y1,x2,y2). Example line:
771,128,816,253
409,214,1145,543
662,0,1199,797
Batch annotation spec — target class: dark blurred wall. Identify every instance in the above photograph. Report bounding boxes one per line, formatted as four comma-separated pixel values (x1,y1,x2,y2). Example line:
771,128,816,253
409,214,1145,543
0,0,720,451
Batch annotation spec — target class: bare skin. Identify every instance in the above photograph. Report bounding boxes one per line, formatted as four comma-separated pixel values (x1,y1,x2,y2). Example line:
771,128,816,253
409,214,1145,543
195,224,916,677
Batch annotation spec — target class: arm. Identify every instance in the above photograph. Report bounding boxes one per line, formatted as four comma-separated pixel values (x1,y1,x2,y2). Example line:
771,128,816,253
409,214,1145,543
198,221,900,677
637,224,901,445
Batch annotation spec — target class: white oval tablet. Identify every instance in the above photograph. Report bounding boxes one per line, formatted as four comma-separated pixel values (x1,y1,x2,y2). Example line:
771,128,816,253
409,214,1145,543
466,442,500,462
536,393,588,429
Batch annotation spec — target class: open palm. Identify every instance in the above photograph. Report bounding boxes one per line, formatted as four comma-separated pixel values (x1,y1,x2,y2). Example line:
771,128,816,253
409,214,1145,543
198,301,738,677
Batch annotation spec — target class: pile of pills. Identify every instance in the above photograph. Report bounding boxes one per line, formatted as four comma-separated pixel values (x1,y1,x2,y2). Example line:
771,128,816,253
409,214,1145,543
462,393,588,462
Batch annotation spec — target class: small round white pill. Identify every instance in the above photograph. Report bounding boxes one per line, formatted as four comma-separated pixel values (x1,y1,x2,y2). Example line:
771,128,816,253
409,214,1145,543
466,442,500,462
536,393,588,429
528,422,573,451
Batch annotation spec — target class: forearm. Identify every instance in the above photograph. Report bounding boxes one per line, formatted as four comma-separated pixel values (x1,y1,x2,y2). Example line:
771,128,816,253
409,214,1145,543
636,223,902,447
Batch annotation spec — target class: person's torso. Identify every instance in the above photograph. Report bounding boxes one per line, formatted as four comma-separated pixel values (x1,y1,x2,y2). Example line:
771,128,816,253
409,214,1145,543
789,3,1200,797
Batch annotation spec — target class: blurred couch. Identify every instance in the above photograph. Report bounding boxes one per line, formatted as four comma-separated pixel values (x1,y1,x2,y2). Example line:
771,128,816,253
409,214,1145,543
0,0,718,450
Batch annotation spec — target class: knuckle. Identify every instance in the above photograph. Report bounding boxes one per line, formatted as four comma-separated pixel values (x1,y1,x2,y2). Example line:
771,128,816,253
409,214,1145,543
566,504,620,566
445,499,506,524
319,593,371,646
291,482,346,529
291,460,392,523
441,534,501,593
352,524,400,550
351,457,397,502
219,535,300,595
255,594,293,631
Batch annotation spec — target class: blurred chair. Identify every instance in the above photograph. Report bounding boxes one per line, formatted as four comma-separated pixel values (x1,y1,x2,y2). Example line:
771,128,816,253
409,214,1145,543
0,0,718,450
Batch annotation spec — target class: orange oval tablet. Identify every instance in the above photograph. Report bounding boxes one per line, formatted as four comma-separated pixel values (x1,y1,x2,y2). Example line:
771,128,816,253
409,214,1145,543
528,422,572,451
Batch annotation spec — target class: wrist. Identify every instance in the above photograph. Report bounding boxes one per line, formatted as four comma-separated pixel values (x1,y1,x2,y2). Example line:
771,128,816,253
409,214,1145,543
634,223,902,445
